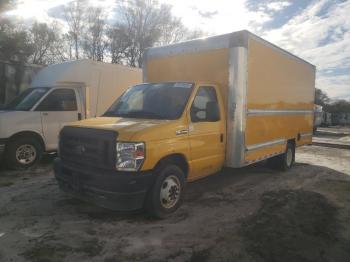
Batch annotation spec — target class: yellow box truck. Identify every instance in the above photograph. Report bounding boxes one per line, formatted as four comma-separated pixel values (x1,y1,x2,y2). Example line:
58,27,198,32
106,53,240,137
54,30,315,218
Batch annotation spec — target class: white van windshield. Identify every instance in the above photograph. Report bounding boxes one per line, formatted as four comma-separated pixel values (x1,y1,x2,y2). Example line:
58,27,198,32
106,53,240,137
5,88,49,111
104,82,193,120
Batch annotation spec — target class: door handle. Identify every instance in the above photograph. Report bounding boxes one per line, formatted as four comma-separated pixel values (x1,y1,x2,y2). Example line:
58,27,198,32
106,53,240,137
42,112,48,116
220,133,224,143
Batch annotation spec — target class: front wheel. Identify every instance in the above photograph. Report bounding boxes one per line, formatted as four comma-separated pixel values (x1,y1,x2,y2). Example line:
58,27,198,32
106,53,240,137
146,165,185,218
6,137,43,169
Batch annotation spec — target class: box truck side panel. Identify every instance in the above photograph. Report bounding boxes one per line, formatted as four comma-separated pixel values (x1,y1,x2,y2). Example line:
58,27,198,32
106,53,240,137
245,142,285,163
246,37,315,110
146,48,230,101
244,37,315,164
95,66,142,116
88,68,101,118
245,115,313,163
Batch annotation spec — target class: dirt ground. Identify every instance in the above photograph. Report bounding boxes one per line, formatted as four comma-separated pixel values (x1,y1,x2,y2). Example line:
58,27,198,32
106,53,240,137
0,145,350,262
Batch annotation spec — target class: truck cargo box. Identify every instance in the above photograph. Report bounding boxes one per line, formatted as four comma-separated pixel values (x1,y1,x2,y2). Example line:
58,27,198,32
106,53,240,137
32,59,142,117
144,30,316,168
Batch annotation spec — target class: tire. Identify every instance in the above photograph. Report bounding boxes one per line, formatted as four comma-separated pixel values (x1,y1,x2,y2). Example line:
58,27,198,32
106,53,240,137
146,165,185,219
267,142,295,171
6,137,43,170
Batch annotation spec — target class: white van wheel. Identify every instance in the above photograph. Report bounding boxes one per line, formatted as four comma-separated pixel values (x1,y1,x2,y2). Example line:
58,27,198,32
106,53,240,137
16,144,37,165
6,137,43,169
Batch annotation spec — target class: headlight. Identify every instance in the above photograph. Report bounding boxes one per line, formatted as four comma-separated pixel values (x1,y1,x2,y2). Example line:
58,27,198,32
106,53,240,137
116,142,145,171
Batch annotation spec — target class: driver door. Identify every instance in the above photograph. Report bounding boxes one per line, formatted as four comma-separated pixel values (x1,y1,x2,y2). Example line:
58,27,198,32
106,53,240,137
35,88,82,151
188,85,225,180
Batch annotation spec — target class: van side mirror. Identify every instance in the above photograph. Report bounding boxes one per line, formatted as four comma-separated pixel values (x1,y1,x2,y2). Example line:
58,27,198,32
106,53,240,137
206,101,220,121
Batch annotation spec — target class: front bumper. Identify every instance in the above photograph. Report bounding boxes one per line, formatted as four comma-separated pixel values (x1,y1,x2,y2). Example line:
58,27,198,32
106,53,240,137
54,158,156,211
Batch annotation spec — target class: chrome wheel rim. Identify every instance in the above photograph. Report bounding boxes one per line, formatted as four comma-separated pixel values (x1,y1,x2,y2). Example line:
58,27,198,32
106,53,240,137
16,144,36,165
286,148,293,167
160,175,181,209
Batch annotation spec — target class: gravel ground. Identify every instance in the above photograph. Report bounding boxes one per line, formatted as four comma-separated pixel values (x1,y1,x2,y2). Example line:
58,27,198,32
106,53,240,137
0,145,350,262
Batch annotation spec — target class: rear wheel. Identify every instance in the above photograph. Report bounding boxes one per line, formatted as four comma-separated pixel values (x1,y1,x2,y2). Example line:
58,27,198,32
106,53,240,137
6,137,43,169
267,142,295,171
146,165,185,218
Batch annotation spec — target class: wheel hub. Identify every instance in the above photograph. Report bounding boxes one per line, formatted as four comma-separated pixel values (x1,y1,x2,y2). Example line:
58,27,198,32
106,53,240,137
16,144,36,165
160,175,181,209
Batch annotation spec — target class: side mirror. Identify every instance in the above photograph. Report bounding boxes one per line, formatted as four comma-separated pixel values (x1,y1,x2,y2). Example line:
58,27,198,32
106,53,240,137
206,101,220,121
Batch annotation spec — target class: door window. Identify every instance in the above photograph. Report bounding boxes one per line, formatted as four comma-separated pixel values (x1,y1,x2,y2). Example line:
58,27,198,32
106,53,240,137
36,89,77,111
190,86,220,122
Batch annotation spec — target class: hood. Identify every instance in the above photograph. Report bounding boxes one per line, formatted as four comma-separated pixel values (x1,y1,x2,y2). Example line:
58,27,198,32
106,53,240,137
69,117,187,142
0,110,42,139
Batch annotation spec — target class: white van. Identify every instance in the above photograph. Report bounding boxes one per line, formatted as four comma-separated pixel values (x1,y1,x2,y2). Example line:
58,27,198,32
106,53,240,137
0,59,142,169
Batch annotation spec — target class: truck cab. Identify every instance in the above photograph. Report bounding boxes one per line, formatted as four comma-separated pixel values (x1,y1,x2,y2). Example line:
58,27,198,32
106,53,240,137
55,82,226,218
0,86,83,169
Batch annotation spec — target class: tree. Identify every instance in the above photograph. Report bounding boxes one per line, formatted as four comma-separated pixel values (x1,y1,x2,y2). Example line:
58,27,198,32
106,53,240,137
0,0,14,13
157,15,187,46
119,0,168,67
107,25,130,64
82,7,107,61
29,22,63,65
184,29,206,41
108,0,199,67
315,88,330,106
325,100,350,113
64,0,87,60
0,18,33,62
1,0,204,66
157,21,205,46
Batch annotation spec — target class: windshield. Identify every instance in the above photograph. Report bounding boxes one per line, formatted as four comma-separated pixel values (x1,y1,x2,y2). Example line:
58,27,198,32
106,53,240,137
104,82,193,120
4,88,49,111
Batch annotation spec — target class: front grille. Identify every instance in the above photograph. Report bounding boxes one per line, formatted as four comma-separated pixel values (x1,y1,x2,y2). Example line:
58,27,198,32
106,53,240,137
59,126,117,169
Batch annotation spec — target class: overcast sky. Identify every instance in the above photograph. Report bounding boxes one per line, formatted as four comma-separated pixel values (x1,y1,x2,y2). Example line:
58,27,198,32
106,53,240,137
4,0,350,100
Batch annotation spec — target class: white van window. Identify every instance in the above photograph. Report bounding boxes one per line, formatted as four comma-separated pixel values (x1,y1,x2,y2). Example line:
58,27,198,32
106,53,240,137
36,89,77,111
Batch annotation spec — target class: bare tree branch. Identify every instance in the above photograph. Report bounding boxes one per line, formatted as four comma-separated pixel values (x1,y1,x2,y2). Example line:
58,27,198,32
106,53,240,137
82,7,107,61
107,0,203,67
63,0,87,60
